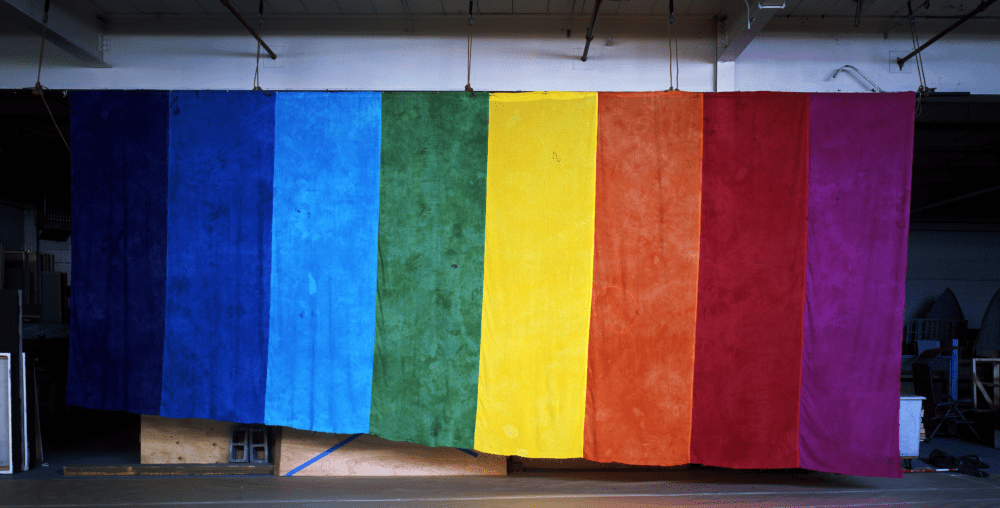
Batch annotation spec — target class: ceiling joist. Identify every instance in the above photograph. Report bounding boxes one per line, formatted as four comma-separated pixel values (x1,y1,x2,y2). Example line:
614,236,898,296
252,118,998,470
716,0,785,62
1,0,109,68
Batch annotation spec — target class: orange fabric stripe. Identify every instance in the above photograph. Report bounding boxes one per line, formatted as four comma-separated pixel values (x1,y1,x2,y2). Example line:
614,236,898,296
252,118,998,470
583,92,703,466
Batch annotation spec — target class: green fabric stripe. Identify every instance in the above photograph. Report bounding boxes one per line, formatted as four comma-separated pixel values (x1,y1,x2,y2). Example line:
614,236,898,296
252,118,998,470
370,92,489,448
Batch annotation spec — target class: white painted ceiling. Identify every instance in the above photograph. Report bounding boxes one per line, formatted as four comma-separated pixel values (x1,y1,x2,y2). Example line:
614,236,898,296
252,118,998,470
74,0,1000,19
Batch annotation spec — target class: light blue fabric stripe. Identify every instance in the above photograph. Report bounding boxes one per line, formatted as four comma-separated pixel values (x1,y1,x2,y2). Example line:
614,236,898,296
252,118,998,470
265,92,381,433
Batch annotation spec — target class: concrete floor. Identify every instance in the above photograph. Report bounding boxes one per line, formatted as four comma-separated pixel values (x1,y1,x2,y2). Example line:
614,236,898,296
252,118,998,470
4,435,1000,507
4,467,1000,508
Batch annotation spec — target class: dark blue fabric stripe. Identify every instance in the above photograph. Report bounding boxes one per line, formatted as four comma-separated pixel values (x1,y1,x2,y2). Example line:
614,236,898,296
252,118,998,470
161,91,275,423
67,91,169,414
265,92,381,433
457,448,479,458
284,433,362,476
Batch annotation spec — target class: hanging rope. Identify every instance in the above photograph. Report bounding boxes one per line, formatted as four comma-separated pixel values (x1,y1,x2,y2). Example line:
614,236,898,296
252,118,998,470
253,0,264,90
907,1,931,116
667,23,674,91
465,1,475,97
33,0,69,152
667,0,679,91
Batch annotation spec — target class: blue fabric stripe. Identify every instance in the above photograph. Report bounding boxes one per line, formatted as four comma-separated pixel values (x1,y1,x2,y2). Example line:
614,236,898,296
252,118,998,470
67,91,169,415
457,448,479,458
284,433,362,476
161,91,275,423
265,92,381,433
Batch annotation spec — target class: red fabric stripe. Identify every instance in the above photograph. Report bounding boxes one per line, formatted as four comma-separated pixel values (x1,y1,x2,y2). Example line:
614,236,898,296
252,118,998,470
690,92,810,469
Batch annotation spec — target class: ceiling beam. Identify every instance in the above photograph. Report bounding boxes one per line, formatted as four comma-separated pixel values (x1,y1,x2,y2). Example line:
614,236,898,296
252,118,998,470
716,0,785,62
0,0,109,68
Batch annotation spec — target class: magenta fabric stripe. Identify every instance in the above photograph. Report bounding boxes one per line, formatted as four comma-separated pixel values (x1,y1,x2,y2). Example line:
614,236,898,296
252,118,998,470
799,93,915,478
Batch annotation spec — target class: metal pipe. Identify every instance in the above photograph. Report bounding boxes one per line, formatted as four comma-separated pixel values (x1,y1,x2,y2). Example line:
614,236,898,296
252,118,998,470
832,64,883,92
581,0,603,62
912,184,1000,213
897,0,996,70
220,0,277,60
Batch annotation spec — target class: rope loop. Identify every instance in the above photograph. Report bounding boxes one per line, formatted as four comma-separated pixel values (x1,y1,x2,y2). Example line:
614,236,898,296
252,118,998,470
35,0,69,152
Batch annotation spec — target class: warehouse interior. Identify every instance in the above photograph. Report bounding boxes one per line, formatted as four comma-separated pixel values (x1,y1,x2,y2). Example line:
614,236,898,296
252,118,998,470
1,0,1000,506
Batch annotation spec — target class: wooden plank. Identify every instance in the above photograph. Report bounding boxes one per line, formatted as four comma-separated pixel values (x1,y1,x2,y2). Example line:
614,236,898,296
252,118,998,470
272,427,282,476
1,353,10,474
64,464,272,476
278,428,506,476
40,272,62,324
140,415,232,464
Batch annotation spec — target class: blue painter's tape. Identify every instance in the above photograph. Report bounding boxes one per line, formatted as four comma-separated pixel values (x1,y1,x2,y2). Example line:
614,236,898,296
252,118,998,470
284,433,363,476
458,448,479,458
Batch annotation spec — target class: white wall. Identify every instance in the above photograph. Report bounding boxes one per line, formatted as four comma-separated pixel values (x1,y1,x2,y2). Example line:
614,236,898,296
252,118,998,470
1,15,997,93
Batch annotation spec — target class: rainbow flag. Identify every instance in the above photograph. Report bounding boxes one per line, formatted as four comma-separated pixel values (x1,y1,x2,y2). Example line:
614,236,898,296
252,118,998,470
68,90,913,478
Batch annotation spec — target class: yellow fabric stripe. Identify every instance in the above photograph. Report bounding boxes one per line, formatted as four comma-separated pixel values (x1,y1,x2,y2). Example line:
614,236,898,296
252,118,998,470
474,92,598,458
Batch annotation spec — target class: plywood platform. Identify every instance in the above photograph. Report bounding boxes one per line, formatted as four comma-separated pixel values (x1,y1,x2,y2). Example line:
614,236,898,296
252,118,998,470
141,416,506,476
277,428,506,476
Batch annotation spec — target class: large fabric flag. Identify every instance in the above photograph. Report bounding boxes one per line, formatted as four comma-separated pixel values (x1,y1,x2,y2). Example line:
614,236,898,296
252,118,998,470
67,90,914,478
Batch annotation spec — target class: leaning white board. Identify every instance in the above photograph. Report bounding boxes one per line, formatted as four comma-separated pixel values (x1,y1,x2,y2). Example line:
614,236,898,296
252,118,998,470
20,352,27,472
1,353,11,474
900,394,925,458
